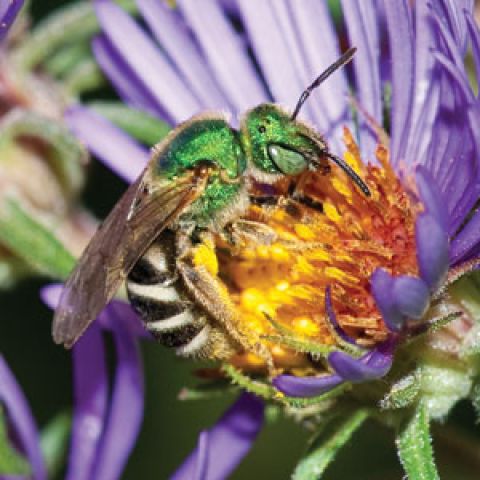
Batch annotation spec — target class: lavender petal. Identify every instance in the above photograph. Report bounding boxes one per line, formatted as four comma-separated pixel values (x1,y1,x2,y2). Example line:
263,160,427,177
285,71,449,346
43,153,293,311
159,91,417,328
193,430,209,480
370,268,405,332
392,275,430,320
341,0,382,160
91,310,144,480
415,165,448,231
94,0,200,123
65,106,148,183
415,213,449,290
325,286,356,344
328,345,393,382
177,0,267,113
0,356,46,480
0,0,24,42
383,0,414,164
289,1,351,151
66,323,108,480
450,208,480,264
137,0,230,111
171,393,264,480
92,35,167,119
237,1,308,113
272,373,343,398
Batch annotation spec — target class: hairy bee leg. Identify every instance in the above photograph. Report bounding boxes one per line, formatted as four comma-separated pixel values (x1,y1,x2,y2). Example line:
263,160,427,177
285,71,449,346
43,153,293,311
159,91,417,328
176,230,275,371
220,219,278,248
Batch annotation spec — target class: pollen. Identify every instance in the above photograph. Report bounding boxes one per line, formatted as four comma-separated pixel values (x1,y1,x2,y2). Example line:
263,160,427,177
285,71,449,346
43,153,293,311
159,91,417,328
193,241,218,276
214,128,421,373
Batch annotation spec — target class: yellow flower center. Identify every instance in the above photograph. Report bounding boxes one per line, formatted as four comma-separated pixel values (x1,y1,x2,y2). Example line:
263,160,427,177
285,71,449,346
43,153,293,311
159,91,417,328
199,129,421,372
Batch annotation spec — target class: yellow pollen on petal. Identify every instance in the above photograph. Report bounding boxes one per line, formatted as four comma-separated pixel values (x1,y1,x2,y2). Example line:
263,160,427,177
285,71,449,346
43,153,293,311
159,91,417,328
332,177,353,198
294,224,316,240
325,266,360,284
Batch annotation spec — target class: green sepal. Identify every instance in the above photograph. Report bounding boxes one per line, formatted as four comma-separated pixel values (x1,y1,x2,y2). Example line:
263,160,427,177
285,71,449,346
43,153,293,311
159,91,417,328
396,403,440,480
460,324,480,358
89,102,171,145
0,406,31,476
449,271,480,322
177,380,237,401
44,42,92,77
221,364,350,408
292,409,369,480
380,371,420,410
0,198,75,280
64,60,105,96
1,110,87,200
40,411,71,479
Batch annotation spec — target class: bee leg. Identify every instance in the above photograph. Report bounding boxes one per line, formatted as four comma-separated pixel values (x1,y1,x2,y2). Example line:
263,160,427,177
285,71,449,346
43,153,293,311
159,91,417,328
176,231,275,372
220,219,278,248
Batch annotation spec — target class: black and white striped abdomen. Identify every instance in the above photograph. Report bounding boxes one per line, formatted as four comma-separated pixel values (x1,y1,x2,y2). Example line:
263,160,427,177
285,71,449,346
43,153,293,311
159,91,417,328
126,231,211,358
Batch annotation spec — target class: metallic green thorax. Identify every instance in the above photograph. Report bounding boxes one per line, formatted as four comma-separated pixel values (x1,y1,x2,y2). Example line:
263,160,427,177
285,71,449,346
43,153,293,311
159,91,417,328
154,115,246,226
152,106,328,227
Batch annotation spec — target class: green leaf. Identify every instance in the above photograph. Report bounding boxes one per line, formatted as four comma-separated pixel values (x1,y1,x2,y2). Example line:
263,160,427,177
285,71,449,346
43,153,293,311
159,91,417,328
0,198,76,280
396,403,440,480
177,380,237,401
89,102,171,145
40,411,71,478
0,407,31,476
292,409,368,480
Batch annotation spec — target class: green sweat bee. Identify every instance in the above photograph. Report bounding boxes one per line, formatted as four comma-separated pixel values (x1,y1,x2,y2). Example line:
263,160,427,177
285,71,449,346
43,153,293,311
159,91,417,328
53,48,370,362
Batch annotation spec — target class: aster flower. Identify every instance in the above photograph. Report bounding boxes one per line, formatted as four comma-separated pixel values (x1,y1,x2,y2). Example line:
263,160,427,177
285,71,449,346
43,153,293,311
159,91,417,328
63,0,480,477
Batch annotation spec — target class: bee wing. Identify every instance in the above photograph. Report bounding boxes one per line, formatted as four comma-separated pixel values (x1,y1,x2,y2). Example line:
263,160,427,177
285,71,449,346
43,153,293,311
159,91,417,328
53,168,210,348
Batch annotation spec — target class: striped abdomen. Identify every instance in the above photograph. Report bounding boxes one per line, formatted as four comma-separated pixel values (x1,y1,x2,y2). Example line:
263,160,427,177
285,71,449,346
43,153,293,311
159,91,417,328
126,230,233,358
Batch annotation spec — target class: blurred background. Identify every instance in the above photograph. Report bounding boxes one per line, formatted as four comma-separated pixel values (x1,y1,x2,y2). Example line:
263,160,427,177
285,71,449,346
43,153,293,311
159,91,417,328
1,1,480,479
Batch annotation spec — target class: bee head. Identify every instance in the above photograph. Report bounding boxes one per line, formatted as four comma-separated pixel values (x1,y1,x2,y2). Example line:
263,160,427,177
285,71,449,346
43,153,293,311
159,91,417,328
241,47,370,196
241,103,327,176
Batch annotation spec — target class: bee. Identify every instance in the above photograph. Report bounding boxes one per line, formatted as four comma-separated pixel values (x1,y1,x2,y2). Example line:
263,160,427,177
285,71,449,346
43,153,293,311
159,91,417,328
52,48,370,362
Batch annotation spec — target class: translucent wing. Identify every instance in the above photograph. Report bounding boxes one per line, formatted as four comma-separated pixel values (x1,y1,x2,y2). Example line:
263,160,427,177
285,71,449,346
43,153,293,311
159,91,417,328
53,167,210,348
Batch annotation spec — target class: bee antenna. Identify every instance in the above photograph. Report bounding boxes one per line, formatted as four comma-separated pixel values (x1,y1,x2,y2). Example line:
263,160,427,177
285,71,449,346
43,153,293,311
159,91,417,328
291,47,357,120
325,152,371,196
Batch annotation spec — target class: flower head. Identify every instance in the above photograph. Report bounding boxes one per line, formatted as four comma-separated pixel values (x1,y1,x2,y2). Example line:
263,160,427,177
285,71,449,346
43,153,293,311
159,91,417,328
62,0,480,478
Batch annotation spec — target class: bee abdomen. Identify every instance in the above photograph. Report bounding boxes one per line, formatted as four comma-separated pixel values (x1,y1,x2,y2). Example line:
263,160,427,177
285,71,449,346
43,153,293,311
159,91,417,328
127,235,210,357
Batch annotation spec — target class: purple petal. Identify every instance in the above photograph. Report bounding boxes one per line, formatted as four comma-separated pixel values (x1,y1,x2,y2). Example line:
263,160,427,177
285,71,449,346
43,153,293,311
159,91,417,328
341,0,382,159
193,431,209,480
40,283,63,310
0,356,46,480
450,208,480,264
137,0,230,111
171,393,264,480
40,284,151,340
383,0,414,164
415,213,449,290
237,1,308,113
92,35,168,119
177,0,267,113
94,0,200,123
392,275,430,320
272,373,343,398
405,0,437,163
65,106,148,183
0,0,24,42
91,309,144,480
415,165,448,231
370,268,404,332
328,344,393,382
466,11,480,102
325,286,356,344
289,1,351,151
66,323,108,480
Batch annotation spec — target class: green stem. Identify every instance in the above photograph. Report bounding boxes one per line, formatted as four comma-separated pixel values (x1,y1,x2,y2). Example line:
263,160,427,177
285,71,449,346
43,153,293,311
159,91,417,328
396,403,440,480
292,409,369,480
12,0,137,70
